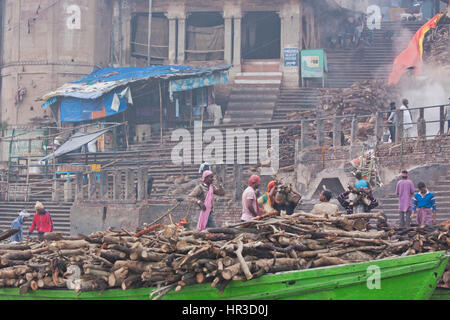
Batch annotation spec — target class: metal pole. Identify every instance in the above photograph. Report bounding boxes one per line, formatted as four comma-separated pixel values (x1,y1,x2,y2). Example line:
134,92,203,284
159,81,163,145
147,0,153,66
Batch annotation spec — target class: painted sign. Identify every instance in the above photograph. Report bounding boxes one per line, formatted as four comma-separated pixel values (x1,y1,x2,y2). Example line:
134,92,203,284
283,48,299,67
301,49,327,78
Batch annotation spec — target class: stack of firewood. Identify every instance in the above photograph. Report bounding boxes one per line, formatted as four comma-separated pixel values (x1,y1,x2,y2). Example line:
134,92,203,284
0,212,448,297
423,22,450,71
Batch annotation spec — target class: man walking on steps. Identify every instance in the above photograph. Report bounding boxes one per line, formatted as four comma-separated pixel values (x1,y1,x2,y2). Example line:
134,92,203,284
396,170,415,228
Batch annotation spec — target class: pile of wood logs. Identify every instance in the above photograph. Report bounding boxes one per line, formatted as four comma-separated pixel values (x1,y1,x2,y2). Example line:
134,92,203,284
0,212,448,298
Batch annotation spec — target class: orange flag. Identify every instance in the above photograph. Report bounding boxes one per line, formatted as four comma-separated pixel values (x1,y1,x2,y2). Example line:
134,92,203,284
388,13,443,85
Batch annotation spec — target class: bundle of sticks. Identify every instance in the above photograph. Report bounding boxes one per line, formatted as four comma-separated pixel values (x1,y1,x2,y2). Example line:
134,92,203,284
0,212,448,297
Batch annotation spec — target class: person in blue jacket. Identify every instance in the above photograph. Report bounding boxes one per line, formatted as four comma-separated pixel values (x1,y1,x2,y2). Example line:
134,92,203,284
412,182,437,225
354,172,370,191
10,210,30,242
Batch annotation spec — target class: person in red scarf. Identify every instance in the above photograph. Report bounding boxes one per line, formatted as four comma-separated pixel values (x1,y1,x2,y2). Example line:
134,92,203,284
241,175,262,222
28,201,54,241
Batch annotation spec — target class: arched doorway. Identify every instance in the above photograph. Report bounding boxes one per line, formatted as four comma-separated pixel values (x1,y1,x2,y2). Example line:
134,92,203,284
242,12,281,60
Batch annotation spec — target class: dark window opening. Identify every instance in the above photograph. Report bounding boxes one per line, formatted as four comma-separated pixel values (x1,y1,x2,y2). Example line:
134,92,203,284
186,12,224,61
242,12,280,59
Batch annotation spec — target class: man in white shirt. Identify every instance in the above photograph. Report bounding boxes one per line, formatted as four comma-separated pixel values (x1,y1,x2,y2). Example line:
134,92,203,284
400,98,413,139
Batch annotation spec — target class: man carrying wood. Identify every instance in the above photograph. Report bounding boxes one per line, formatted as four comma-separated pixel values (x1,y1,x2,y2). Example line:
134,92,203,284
10,210,30,242
396,170,416,228
310,190,339,216
188,170,225,230
241,175,262,222
28,201,54,241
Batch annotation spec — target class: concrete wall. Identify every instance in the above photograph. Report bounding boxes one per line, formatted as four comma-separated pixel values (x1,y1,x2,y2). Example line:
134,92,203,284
0,0,112,131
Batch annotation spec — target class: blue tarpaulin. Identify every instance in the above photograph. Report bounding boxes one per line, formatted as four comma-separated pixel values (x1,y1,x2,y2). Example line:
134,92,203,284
169,72,228,100
61,89,127,123
40,65,231,123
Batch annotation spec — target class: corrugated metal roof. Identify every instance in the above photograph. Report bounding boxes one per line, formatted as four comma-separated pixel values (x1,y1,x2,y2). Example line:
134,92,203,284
40,64,231,101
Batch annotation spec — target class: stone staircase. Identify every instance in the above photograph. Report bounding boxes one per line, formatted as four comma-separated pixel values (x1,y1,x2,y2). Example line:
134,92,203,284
224,59,281,124
272,87,319,121
306,21,424,89
379,169,450,227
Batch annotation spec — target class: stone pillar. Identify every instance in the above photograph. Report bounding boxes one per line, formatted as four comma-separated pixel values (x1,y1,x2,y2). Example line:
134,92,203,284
233,164,242,201
396,110,404,143
351,116,358,145
167,17,177,64
99,171,109,199
113,170,121,200
279,3,302,88
375,112,383,142
317,119,324,146
439,105,445,136
75,173,84,201
233,16,242,68
137,167,148,201
224,17,233,64
216,164,227,188
52,179,60,203
301,120,308,149
125,169,135,200
121,3,132,66
88,172,98,200
64,181,73,203
417,108,426,139
177,16,186,64
333,118,342,147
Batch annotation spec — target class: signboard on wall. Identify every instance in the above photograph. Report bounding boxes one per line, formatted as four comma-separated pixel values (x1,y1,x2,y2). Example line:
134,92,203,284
283,48,299,67
301,49,327,78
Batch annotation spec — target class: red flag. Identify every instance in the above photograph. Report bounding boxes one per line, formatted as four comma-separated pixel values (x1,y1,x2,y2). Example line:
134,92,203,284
388,14,443,85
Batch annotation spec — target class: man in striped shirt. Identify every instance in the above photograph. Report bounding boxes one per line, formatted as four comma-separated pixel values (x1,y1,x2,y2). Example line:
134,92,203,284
412,182,437,226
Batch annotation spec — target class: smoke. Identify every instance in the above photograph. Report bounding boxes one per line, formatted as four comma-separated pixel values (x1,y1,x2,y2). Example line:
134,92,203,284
398,63,450,138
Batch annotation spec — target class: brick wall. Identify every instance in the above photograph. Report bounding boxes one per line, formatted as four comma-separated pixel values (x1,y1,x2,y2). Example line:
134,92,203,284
376,137,450,168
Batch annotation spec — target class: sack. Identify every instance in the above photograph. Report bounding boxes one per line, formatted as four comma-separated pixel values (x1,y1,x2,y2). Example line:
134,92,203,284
287,191,301,204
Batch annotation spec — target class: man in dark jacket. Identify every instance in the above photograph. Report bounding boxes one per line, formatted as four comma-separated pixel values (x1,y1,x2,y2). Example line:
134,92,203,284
10,210,30,242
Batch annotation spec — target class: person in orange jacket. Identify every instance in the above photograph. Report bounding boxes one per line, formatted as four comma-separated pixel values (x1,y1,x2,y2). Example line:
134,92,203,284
28,201,54,241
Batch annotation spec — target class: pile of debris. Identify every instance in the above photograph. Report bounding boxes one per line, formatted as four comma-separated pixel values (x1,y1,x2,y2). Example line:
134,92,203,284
423,18,450,71
0,211,448,297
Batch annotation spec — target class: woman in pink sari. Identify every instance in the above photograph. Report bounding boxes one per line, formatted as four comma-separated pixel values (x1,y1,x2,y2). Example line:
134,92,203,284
188,170,225,230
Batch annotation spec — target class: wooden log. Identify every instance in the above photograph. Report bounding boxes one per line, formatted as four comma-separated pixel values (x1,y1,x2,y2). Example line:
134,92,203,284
121,274,142,290
0,229,19,241
1,250,32,263
133,224,163,238
108,244,131,255
50,240,90,250
0,244,31,251
312,256,352,267
43,233,64,241
0,266,30,279
58,249,86,256
140,250,166,262
30,280,39,291
236,240,252,281
108,267,129,287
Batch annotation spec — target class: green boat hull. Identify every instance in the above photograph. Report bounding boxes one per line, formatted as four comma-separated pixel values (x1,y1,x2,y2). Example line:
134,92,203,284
0,251,447,300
